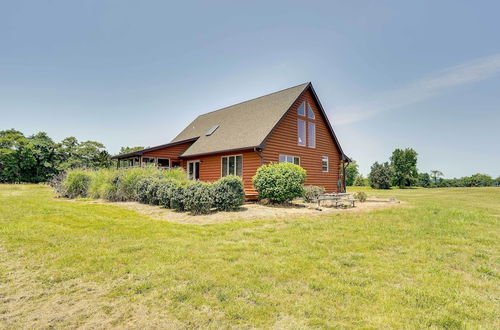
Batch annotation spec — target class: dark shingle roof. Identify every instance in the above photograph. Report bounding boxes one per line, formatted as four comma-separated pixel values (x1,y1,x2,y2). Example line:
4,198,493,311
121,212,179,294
172,82,310,157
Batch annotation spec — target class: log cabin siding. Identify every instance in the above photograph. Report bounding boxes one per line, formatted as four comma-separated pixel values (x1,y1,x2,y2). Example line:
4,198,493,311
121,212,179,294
262,89,342,192
183,150,261,196
142,141,194,166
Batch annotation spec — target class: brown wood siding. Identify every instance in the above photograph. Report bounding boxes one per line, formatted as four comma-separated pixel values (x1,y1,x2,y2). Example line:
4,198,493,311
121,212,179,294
262,89,342,192
142,141,194,166
183,150,261,196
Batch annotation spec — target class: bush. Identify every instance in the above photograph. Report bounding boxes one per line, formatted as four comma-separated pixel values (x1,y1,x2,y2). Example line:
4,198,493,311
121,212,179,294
368,162,392,189
63,170,92,198
135,176,156,204
88,169,113,199
253,163,307,203
303,185,325,202
170,181,190,211
48,172,67,196
353,191,367,202
213,175,245,211
156,180,177,208
184,181,214,214
145,179,164,205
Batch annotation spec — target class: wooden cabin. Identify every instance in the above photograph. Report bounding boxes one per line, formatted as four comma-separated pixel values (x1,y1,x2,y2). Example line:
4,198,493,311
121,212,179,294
112,82,350,199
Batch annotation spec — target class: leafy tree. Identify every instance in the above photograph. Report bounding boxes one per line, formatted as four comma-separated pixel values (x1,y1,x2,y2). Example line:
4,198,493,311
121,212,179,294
119,146,145,155
418,173,431,187
345,160,359,186
495,176,500,187
430,170,444,184
353,174,367,186
462,173,494,187
390,148,418,188
368,162,392,189
0,129,112,183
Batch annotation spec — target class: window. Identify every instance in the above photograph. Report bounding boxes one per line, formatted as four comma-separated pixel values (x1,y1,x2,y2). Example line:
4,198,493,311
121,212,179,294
279,155,300,165
308,122,316,148
206,125,219,136
157,158,170,168
222,155,242,177
297,101,305,116
322,156,329,172
297,119,306,146
307,103,315,119
188,161,200,180
142,157,155,167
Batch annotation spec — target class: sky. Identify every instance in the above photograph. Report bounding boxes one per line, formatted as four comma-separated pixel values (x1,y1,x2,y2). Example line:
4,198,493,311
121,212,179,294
1,0,499,178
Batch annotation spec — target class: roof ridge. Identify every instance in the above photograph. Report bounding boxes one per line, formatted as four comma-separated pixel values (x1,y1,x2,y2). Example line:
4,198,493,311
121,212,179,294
197,82,310,117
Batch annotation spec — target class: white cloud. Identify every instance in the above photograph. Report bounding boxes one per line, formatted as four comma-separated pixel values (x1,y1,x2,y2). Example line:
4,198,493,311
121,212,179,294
333,53,500,125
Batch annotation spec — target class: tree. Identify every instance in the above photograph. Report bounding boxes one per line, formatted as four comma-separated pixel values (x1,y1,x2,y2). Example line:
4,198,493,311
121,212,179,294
119,146,145,155
353,174,367,186
430,170,444,185
418,173,431,187
368,162,392,189
345,160,359,186
390,148,418,188
462,173,494,187
495,176,500,187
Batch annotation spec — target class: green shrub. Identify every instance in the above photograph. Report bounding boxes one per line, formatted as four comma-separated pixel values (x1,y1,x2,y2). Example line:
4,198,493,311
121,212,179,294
213,175,245,211
184,181,214,215
49,172,67,196
353,191,367,202
156,179,177,208
102,170,124,201
170,181,190,211
253,163,307,203
135,176,156,204
160,167,188,182
303,185,325,202
63,170,92,198
145,179,164,205
88,169,113,199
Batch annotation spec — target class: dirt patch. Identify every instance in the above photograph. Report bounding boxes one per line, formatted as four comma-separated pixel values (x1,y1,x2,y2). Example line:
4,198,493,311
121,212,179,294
59,197,403,225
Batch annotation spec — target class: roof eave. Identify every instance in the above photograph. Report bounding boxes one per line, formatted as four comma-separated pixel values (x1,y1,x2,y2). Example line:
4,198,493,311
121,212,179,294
111,137,198,159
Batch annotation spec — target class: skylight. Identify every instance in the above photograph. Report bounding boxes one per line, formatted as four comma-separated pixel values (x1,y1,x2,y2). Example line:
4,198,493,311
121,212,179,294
206,125,219,136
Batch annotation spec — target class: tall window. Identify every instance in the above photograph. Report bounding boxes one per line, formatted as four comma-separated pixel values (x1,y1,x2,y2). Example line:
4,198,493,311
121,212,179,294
279,155,300,165
222,155,242,177
297,101,305,116
297,119,306,146
307,103,315,119
308,122,316,148
322,156,329,172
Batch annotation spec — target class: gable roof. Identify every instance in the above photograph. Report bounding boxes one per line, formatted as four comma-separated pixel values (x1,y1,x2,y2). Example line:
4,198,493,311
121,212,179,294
113,82,348,161
172,82,310,157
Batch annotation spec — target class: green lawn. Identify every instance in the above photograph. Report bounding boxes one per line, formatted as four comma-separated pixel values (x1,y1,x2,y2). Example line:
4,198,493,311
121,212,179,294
0,185,498,328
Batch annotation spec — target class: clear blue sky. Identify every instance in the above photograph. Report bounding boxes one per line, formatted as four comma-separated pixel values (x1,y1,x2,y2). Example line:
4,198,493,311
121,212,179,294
1,0,499,178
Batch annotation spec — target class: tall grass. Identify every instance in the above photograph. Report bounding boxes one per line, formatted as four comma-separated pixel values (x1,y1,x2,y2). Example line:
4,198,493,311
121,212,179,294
61,167,188,201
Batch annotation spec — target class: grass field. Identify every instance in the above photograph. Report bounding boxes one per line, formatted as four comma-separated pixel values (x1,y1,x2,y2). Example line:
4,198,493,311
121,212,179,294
0,184,499,328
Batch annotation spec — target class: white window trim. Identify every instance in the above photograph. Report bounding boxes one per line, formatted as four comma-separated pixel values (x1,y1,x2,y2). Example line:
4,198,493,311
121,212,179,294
322,156,329,172
308,121,316,149
297,101,306,116
307,102,315,119
187,160,200,180
221,154,243,177
297,119,306,146
157,157,171,169
279,154,300,166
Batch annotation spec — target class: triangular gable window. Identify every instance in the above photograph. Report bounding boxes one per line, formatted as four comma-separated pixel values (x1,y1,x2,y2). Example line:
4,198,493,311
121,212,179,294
307,103,315,119
297,101,305,116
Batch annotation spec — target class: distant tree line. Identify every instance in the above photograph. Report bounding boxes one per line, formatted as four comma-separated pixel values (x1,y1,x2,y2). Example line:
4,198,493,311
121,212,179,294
0,129,112,183
346,148,499,189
